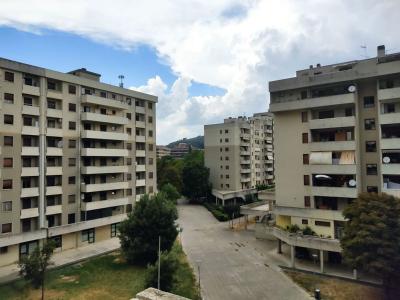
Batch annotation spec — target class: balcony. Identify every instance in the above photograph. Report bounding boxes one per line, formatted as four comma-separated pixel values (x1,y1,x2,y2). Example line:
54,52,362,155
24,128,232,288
270,93,355,112
47,90,63,99
22,105,40,116
382,189,400,198
21,167,39,177
46,108,63,118
46,128,63,137
312,186,357,198
380,112,400,125
21,147,39,156
274,206,345,222
136,179,146,187
81,197,131,211
240,159,251,164
381,138,400,150
136,150,146,157
240,142,250,147
81,148,129,157
81,130,128,141
309,116,356,130
136,106,145,114
240,151,250,156
240,133,250,140
81,181,129,193
310,140,355,152
46,186,62,195
46,166,63,176
82,94,128,109
136,165,146,172
46,205,62,215
22,126,39,136
46,147,63,156
136,135,146,143
21,187,39,198
241,177,251,183
20,207,39,219
378,87,400,101
241,169,251,174
310,164,356,174
136,121,146,128
22,84,40,96
81,165,128,174
81,112,129,125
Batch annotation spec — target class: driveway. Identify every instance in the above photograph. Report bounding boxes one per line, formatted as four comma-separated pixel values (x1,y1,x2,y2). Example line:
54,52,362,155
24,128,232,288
178,203,310,300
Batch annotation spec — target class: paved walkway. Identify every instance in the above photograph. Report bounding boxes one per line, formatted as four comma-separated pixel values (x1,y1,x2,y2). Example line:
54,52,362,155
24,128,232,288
0,237,120,283
178,203,311,300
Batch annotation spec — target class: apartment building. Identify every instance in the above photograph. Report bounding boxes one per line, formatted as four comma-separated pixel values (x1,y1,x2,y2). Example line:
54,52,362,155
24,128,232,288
204,113,274,205
156,145,171,159
170,143,191,159
0,58,157,267
269,45,400,270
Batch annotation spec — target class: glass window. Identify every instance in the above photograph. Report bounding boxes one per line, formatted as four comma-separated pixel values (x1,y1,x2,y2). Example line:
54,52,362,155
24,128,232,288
366,164,377,175
366,141,376,152
1,223,12,233
2,179,12,189
303,154,309,165
315,220,330,227
50,235,62,248
303,175,310,186
4,71,14,82
69,139,76,148
3,136,13,146
68,158,76,166
3,158,13,168
69,121,76,130
367,186,378,193
24,97,33,106
68,195,76,204
111,223,119,237
68,85,76,94
364,118,376,130
82,228,95,243
4,114,13,125
363,96,375,108
69,103,76,112
2,201,12,212
302,133,308,144
4,93,14,104
301,111,308,122
68,213,75,224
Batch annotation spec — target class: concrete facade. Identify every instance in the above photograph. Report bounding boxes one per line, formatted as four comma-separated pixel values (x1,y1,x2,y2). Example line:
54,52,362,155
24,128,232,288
0,58,157,266
269,45,400,266
204,113,274,205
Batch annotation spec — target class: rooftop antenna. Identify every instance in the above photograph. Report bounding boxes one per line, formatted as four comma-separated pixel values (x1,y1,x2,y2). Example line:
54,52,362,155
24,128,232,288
360,45,369,58
118,75,125,88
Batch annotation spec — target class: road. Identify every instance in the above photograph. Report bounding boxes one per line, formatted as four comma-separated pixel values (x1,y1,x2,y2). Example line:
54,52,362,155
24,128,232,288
178,203,310,300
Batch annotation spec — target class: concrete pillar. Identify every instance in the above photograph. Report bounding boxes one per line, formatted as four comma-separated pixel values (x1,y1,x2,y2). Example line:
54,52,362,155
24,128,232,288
277,239,282,254
319,250,324,273
290,245,295,268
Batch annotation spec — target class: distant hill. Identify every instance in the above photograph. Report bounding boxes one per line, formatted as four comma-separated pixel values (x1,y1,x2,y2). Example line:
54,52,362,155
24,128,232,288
167,136,204,149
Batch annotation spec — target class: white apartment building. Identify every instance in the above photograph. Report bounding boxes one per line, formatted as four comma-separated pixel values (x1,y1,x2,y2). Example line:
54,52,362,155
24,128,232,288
0,58,157,267
269,45,400,271
204,113,274,205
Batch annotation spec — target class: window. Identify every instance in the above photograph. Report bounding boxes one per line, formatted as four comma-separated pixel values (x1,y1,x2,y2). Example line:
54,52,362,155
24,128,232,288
302,133,308,144
4,93,14,104
366,164,377,175
303,154,309,165
318,110,334,119
226,175,230,179
69,121,76,130
47,99,56,109
3,158,13,168
149,130,153,137
220,130,222,134
0,247,8,254
300,90,307,99
50,235,62,248
68,213,76,224
364,118,376,130
68,85,76,94
68,103,76,112
47,80,56,90
69,139,76,148
345,107,353,117
363,96,375,108
3,136,13,146
303,175,310,186
365,141,376,152
301,111,308,123
68,195,76,204
24,97,33,106
149,186,154,193
302,219,308,225
1,223,12,233
2,180,12,189
225,129,229,133
127,128,132,135
315,220,330,227
68,158,76,167
148,116,153,123
148,102,153,109
225,138,229,142
2,201,12,212
148,144,154,151
4,71,14,82
100,91,107,98
126,113,131,120
367,186,378,193
4,114,13,125
149,158,153,165
68,176,76,184
220,174,223,179
226,184,230,188
149,172,153,179
111,223,118,237
225,147,229,152
81,228,95,243
225,156,229,161
225,166,229,170
385,103,395,113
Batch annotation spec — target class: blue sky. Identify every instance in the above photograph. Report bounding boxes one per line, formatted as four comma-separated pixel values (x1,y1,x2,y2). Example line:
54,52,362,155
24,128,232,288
0,27,224,97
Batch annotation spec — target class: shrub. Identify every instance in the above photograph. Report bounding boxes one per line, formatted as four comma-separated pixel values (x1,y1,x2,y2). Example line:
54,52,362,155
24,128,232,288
302,226,316,236
145,249,179,292
287,224,300,233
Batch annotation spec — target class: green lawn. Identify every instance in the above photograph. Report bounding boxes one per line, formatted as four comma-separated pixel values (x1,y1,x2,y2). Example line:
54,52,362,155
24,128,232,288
0,243,200,300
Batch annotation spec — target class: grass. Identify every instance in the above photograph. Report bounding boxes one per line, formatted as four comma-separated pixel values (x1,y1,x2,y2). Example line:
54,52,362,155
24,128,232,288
285,269,384,300
0,243,200,300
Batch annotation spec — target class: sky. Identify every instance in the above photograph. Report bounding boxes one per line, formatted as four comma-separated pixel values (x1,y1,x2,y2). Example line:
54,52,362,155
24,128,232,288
0,0,399,144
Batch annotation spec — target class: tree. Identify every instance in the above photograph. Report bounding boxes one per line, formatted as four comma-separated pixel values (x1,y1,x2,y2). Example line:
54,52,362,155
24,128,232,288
19,240,55,300
157,157,183,192
160,183,181,204
341,193,400,299
145,248,179,292
182,151,211,201
119,193,178,265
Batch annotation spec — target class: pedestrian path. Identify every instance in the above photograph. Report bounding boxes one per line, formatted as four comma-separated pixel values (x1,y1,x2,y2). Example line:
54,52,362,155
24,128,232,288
0,238,120,284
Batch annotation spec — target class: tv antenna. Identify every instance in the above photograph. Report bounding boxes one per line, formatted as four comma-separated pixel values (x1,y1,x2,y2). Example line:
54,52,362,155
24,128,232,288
118,75,125,88
360,45,368,58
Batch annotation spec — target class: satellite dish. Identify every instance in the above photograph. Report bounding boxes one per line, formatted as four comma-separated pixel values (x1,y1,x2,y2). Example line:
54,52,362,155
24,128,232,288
348,85,356,93
349,179,356,187
383,156,390,164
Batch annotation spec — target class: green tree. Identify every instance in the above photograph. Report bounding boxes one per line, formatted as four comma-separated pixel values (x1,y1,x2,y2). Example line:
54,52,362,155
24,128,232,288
119,193,178,265
341,193,400,298
160,183,181,204
157,157,183,192
19,240,56,300
145,248,179,292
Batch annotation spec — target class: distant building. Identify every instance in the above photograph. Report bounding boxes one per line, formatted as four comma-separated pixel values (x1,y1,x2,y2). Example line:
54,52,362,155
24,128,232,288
204,113,274,205
156,145,171,159
171,143,191,159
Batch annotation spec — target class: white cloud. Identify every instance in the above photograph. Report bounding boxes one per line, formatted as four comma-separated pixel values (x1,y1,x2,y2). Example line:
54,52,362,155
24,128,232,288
1,0,399,144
